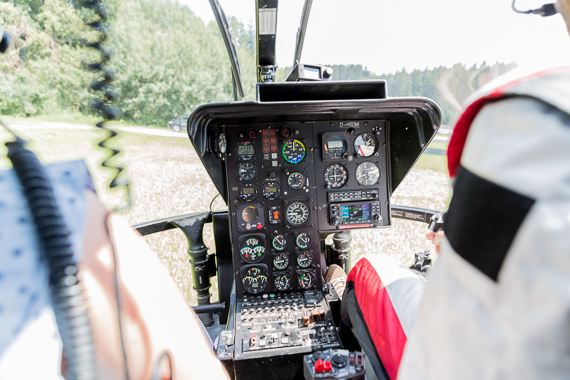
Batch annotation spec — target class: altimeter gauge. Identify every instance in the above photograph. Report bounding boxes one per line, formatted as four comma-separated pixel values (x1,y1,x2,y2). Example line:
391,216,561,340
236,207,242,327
297,251,313,268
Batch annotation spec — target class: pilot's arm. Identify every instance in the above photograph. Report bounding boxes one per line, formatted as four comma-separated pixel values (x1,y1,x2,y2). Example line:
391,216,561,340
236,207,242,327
76,191,230,380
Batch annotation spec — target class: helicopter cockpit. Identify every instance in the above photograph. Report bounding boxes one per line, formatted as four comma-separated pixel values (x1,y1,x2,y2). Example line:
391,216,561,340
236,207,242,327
133,2,442,378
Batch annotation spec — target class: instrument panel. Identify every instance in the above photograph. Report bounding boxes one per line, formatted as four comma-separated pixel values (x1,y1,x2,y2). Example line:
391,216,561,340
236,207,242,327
224,121,390,297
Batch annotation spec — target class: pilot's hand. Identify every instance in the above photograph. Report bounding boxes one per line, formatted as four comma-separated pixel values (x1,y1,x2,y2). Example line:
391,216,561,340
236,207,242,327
426,230,445,254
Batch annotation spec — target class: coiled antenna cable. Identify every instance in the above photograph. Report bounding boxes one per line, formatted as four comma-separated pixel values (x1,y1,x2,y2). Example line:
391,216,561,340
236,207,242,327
78,0,132,212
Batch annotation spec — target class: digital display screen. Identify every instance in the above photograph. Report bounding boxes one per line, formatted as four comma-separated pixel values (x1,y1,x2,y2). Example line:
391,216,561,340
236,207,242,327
327,140,344,149
304,66,321,80
243,187,255,195
265,186,277,193
238,144,255,156
341,204,371,222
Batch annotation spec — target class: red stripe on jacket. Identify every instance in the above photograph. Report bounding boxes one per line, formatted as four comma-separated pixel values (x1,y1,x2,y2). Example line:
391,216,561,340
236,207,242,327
447,66,570,178
347,258,407,380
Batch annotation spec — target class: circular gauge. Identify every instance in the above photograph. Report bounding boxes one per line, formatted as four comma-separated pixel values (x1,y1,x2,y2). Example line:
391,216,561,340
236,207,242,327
282,139,306,164
272,235,287,251
240,184,258,201
287,172,306,190
242,267,268,294
217,133,227,154
238,163,257,180
355,161,380,186
263,182,281,200
240,236,266,263
324,135,348,159
274,273,291,291
297,251,313,268
273,253,289,270
298,271,316,289
286,202,310,226
296,233,311,249
354,132,378,157
241,205,259,223
324,164,348,188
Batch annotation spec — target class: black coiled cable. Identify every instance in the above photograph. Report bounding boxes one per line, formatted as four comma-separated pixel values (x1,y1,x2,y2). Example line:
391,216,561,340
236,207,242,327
78,0,132,212
6,136,97,380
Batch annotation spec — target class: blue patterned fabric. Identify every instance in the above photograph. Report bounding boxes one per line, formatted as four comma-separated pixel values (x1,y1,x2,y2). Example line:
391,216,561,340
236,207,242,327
0,160,93,359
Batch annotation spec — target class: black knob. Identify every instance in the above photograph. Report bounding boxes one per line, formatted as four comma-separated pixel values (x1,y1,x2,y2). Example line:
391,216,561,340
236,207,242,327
313,350,326,361
332,353,347,368
323,67,333,79
373,214,381,222
332,217,341,226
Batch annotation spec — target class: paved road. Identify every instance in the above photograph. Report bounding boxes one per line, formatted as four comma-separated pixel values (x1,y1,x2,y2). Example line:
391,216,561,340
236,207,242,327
7,120,187,138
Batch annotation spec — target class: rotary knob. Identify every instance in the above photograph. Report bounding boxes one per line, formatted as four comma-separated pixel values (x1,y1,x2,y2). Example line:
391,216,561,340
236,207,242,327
332,217,342,226
332,353,347,368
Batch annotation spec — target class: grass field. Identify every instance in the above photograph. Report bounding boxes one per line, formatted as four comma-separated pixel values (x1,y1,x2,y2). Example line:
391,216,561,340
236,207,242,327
0,119,451,305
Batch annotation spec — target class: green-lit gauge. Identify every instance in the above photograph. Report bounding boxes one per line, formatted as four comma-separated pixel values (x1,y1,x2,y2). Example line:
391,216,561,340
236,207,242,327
238,163,257,180
298,271,316,289
354,132,378,157
287,172,306,190
286,202,310,226
273,253,289,270
355,161,380,186
296,233,311,249
272,235,287,251
242,267,268,294
324,163,348,189
240,236,266,263
297,251,313,268
274,273,291,291
282,139,306,164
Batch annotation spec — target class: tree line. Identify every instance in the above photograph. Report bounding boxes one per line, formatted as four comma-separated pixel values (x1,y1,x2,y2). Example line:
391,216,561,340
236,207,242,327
1,0,515,126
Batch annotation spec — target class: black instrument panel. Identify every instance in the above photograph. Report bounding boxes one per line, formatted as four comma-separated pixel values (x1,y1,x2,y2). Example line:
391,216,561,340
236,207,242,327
225,121,390,297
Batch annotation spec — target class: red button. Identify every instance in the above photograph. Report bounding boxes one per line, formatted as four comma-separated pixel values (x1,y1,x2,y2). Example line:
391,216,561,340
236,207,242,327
256,224,263,230
314,359,325,373
323,361,332,372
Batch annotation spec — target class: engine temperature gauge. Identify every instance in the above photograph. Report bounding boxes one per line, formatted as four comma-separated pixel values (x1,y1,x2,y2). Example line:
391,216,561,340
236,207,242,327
272,235,287,251
296,233,311,249
298,271,316,289
239,235,266,263
241,265,268,294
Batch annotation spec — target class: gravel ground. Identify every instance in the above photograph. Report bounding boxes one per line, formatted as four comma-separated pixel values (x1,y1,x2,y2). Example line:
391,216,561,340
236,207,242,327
0,122,451,304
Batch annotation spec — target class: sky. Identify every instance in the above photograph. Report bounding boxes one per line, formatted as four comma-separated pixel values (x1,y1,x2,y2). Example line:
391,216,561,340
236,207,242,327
183,0,570,75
